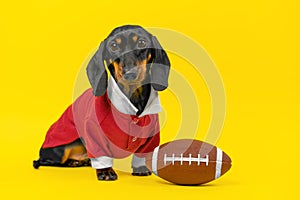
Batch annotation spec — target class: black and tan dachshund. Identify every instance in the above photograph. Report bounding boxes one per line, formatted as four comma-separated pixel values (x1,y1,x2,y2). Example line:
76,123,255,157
33,25,170,181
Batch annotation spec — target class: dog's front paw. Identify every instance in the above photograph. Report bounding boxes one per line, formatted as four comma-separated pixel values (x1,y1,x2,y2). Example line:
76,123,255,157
132,166,152,176
96,167,118,181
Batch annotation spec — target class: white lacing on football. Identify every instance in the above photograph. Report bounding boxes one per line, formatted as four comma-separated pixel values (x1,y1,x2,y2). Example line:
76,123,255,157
163,153,209,166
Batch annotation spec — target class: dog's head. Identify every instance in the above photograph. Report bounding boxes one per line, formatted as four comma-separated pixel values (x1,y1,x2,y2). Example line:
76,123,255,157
86,25,170,96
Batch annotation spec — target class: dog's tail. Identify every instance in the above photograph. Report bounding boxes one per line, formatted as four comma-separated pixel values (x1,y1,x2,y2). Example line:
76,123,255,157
32,158,61,169
32,159,56,169
33,160,41,169
33,158,91,169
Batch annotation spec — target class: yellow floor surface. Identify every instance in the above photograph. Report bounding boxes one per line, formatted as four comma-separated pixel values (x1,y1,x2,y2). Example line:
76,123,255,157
1,1,299,199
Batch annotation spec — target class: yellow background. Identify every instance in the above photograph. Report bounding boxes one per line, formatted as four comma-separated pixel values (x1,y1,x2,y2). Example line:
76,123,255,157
0,0,299,199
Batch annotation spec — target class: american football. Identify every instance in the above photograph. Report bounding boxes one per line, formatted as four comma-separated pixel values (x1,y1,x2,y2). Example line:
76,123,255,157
145,139,231,185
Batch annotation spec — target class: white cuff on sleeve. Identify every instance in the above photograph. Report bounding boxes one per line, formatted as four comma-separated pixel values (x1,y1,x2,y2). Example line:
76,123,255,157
131,155,146,168
90,156,113,169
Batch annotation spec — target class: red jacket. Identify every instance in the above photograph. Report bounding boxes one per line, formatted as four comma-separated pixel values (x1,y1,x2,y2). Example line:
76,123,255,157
42,88,160,159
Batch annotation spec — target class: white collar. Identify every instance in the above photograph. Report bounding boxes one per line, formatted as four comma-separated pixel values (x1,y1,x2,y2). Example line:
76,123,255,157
107,77,161,117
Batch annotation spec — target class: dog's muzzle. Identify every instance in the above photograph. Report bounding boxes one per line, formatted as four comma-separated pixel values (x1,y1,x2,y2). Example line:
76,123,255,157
123,67,138,81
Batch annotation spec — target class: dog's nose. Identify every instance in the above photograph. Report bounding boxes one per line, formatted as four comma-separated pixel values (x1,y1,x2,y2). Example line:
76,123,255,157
123,67,138,81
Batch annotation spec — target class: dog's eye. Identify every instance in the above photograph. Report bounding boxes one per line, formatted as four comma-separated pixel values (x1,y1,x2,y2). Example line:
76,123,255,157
110,42,119,51
137,39,147,48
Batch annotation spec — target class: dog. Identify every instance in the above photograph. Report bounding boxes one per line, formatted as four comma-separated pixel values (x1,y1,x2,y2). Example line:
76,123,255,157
33,25,170,181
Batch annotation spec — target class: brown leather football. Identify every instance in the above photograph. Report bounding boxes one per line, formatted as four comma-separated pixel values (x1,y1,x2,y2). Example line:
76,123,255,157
145,139,231,185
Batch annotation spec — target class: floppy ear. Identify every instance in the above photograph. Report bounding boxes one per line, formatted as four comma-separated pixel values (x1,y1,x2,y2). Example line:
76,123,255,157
86,41,108,96
151,36,170,91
